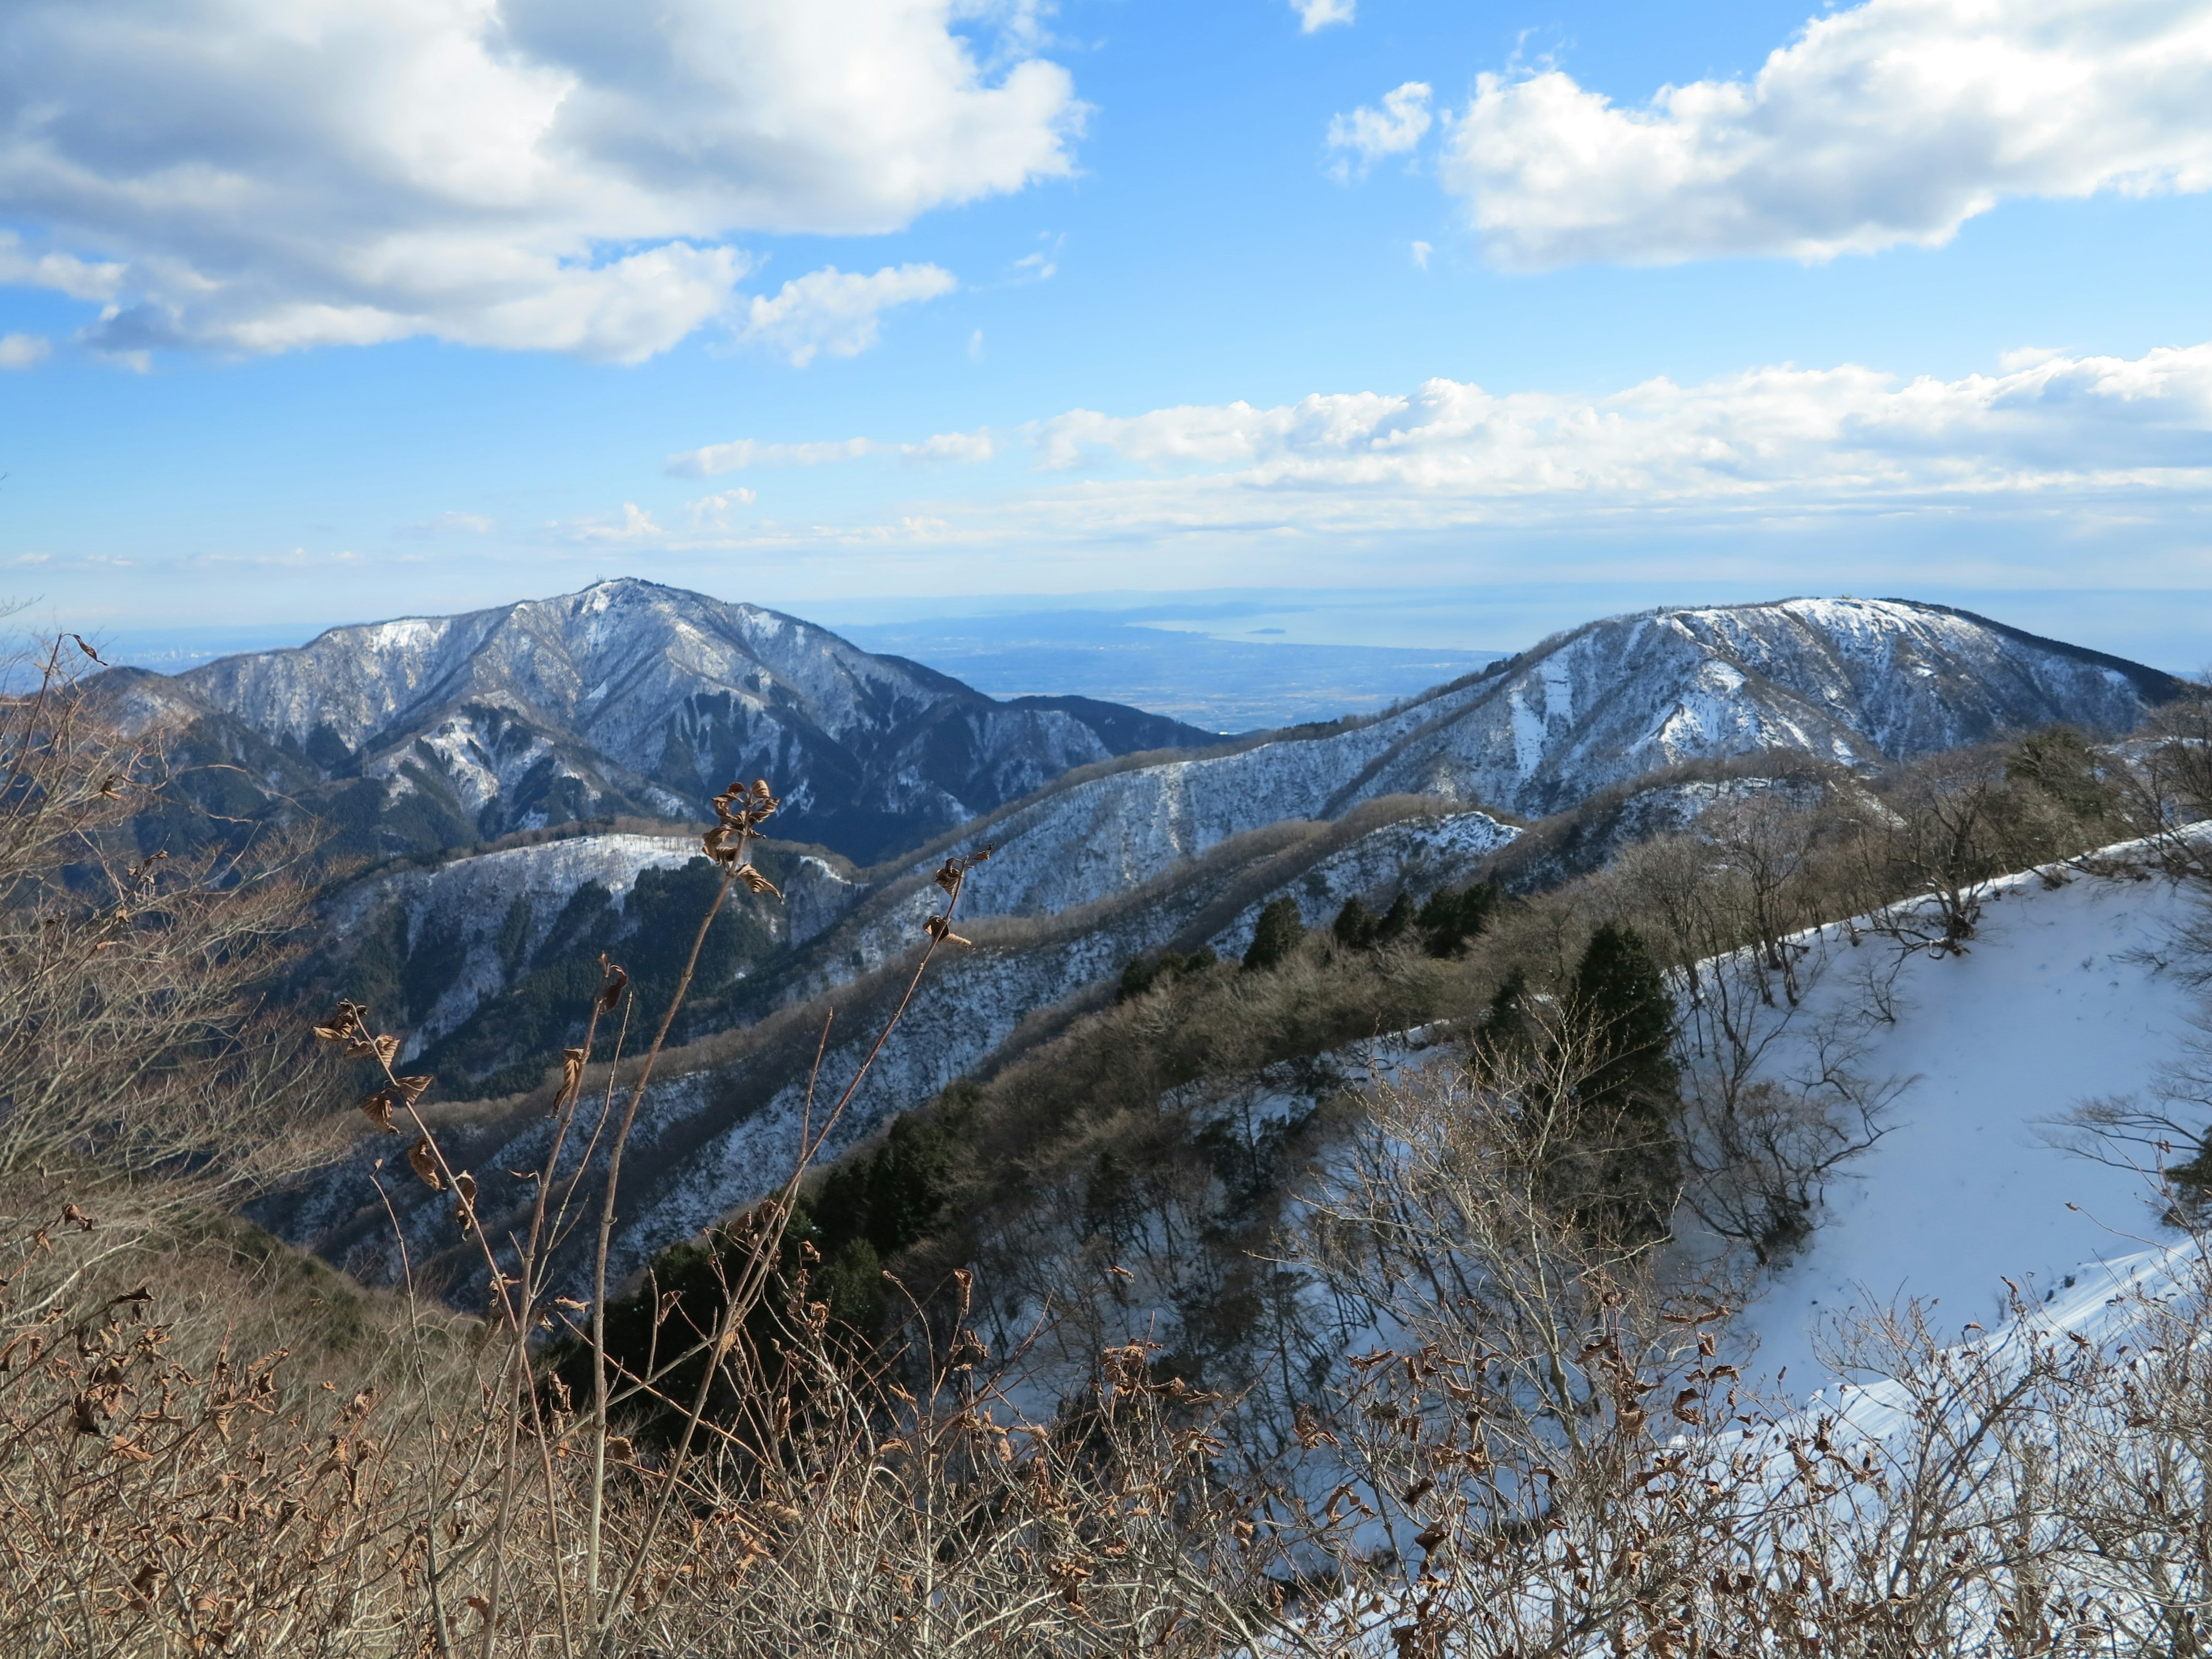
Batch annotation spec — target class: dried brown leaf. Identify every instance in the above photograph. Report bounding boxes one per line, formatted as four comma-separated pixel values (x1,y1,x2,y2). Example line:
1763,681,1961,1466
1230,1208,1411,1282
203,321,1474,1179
597,959,628,1013
357,1090,397,1133
733,862,782,898
406,1137,445,1193
453,1171,479,1233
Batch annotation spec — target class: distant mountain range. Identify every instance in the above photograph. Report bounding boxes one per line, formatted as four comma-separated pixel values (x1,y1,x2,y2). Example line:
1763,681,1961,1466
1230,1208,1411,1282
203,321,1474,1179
101,579,1214,864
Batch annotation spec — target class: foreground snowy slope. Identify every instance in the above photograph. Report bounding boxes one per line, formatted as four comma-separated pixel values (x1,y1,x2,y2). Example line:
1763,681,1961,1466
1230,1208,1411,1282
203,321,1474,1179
1713,849,2205,1397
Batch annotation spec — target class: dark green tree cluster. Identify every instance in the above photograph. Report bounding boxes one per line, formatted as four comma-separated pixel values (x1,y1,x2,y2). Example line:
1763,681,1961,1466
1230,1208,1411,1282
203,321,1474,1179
1417,880,1501,956
1330,880,1501,957
1116,946,1219,1002
1330,893,1414,950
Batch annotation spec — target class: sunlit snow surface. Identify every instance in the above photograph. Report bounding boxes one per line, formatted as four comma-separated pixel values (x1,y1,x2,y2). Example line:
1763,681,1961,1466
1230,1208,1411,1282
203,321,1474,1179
1723,854,2204,1401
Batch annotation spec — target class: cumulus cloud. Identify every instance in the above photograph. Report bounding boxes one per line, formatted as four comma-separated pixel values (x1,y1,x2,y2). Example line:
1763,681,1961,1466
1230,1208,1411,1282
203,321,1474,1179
0,0,1078,358
1327,82,1433,176
738,264,958,366
0,333,51,369
1292,0,1356,32
1440,0,2212,268
0,233,123,301
674,344,2212,525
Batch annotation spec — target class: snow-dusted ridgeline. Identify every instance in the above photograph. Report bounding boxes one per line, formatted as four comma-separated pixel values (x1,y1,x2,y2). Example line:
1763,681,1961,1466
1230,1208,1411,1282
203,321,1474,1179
320,832,866,1051
150,578,1214,860
268,804,1523,1296
872,597,2175,929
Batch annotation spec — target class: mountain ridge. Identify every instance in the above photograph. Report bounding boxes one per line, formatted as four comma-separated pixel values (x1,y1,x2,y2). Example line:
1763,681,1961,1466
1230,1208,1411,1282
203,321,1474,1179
112,579,1218,864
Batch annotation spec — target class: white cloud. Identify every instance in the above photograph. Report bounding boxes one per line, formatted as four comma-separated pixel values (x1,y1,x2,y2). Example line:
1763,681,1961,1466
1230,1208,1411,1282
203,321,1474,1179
667,423,994,475
903,428,997,464
671,343,2212,541
739,264,959,366
563,502,665,542
667,437,878,477
1410,240,1433,269
0,233,123,301
0,1,1077,358
0,332,51,369
403,510,495,536
687,490,756,528
1441,0,2212,269
1291,0,1355,33
966,344,2212,537
1327,82,1433,177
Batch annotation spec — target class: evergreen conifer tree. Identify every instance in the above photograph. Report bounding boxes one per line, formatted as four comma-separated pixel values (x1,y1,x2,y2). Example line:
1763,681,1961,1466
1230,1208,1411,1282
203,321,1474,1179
1482,965,1529,1052
1332,897,1377,949
1565,922,1682,1241
1244,897,1306,971
1376,891,1416,945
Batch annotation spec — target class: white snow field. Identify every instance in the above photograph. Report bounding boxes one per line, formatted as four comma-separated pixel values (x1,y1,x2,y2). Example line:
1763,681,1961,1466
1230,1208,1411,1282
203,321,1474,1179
1718,846,2207,1401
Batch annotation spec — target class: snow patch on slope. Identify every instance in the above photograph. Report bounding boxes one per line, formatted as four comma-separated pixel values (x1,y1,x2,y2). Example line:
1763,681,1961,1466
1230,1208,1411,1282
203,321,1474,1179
1718,855,2204,1400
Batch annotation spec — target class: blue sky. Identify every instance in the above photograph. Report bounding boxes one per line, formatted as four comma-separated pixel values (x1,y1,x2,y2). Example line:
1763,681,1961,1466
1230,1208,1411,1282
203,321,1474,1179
5,0,2212,669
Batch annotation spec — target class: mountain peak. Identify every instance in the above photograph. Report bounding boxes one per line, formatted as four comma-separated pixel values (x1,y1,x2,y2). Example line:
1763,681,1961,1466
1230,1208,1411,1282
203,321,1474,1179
158,583,1217,863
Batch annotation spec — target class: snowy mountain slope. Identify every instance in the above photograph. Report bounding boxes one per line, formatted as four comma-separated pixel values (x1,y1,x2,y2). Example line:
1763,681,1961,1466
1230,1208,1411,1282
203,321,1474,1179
1206,809,1518,960
865,599,2177,932
264,801,1521,1289
319,832,865,1052
1347,598,2169,820
146,579,1214,862
1694,846,2206,1399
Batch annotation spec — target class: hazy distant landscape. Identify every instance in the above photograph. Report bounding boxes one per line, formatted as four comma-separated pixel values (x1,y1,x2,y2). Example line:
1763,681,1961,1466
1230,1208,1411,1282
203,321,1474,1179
833,607,1503,729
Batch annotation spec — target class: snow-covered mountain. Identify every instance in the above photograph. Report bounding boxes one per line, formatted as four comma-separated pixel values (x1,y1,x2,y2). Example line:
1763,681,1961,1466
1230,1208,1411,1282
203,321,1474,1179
260,799,1521,1292
131,579,1214,862
864,597,2178,924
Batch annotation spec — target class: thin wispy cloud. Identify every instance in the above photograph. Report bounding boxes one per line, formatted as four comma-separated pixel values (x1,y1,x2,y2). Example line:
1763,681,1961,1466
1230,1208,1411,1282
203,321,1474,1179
0,1,1077,359
0,332,49,370
1435,0,2212,268
667,427,994,477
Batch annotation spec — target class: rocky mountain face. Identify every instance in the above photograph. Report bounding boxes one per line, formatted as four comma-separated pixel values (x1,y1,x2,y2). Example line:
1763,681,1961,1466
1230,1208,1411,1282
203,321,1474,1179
123,579,1215,865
